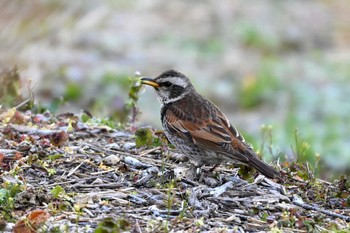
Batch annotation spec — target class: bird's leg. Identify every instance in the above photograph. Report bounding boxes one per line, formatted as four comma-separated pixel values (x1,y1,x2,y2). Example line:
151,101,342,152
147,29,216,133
209,164,219,172
182,162,203,181
192,164,202,177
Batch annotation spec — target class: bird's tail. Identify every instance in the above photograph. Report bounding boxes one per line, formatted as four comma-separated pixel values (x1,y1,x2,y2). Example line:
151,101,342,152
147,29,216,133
248,156,280,179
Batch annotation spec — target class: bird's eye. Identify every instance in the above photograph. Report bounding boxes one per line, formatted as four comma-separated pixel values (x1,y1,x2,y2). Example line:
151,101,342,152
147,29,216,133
162,81,172,87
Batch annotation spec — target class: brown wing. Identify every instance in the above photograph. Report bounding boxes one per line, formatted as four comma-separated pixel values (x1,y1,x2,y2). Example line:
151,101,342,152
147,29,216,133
163,97,280,179
164,102,251,163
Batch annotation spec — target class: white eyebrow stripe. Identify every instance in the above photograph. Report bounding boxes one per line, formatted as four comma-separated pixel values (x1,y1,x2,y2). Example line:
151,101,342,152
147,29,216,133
160,77,188,87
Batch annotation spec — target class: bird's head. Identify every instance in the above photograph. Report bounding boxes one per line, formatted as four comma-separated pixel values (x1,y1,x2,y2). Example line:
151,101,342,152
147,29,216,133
141,70,194,105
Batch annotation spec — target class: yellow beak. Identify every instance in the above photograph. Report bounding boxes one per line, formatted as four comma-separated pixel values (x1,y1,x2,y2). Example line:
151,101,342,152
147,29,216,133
140,78,160,88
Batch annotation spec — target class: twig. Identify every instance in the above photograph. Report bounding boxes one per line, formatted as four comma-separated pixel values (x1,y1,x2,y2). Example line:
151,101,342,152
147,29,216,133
47,177,100,187
69,183,123,189
82,208,94,217
90,169,116,175
14,98,31,109
139,147,161,156
292,195,350,222
134,219,142,233
67,161,85,177
80,142,176,168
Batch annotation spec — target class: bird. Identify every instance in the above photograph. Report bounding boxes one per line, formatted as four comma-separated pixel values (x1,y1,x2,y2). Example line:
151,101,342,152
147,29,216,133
141,70,280,179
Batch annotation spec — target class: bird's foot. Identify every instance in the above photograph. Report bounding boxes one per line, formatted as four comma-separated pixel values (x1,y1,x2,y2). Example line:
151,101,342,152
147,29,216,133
173,163,201,180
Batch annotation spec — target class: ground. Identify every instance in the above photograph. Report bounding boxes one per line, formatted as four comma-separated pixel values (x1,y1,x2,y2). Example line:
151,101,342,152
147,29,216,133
0,110,349,232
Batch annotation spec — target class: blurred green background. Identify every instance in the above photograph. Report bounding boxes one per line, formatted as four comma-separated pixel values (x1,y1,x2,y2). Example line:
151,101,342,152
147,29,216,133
1,0,350,179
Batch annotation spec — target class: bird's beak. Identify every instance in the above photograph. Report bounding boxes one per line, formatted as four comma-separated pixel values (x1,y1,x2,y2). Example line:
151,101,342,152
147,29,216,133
140,78,160,88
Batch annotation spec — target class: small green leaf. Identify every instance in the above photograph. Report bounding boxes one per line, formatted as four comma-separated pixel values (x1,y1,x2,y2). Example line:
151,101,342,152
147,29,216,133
51,185,64,198
261,212,268,221
100,118,116,128
81,113,91,123
47,168,57,176
48,154,64,161
0,189,9,202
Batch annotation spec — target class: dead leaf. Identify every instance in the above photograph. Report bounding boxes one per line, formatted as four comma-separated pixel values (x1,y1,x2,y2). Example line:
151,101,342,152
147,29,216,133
13,209,50,233
9,111,26,124
50,131,69,147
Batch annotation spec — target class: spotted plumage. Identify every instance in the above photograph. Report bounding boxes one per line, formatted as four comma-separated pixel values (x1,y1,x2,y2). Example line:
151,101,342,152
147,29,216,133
141,70,280,179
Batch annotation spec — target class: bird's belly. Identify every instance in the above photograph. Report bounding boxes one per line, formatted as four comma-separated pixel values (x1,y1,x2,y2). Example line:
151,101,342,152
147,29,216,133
164,131,226,166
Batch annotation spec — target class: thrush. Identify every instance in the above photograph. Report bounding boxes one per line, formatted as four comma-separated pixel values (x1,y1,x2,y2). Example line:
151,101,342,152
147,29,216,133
141,70,280,179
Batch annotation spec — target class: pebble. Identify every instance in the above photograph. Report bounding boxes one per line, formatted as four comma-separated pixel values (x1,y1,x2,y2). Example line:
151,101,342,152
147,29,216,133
109,131,131,137
203,177,219,187
107,143,120,150
103,154,121,165
123,156,150,168
123,142,136,150
91,178,103,184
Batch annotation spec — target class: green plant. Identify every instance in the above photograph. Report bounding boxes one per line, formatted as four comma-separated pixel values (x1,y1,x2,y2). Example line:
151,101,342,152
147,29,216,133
36,160,57,177
84,117,117,129
0,180,25,220
32,97,65,114
165,180,176,219
90,72,143,128
95,217,130,233
50,185,65,199
292,129,319,175
135,128,154,147
259,124,283,161
146,219,170,233
126,75,143,130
